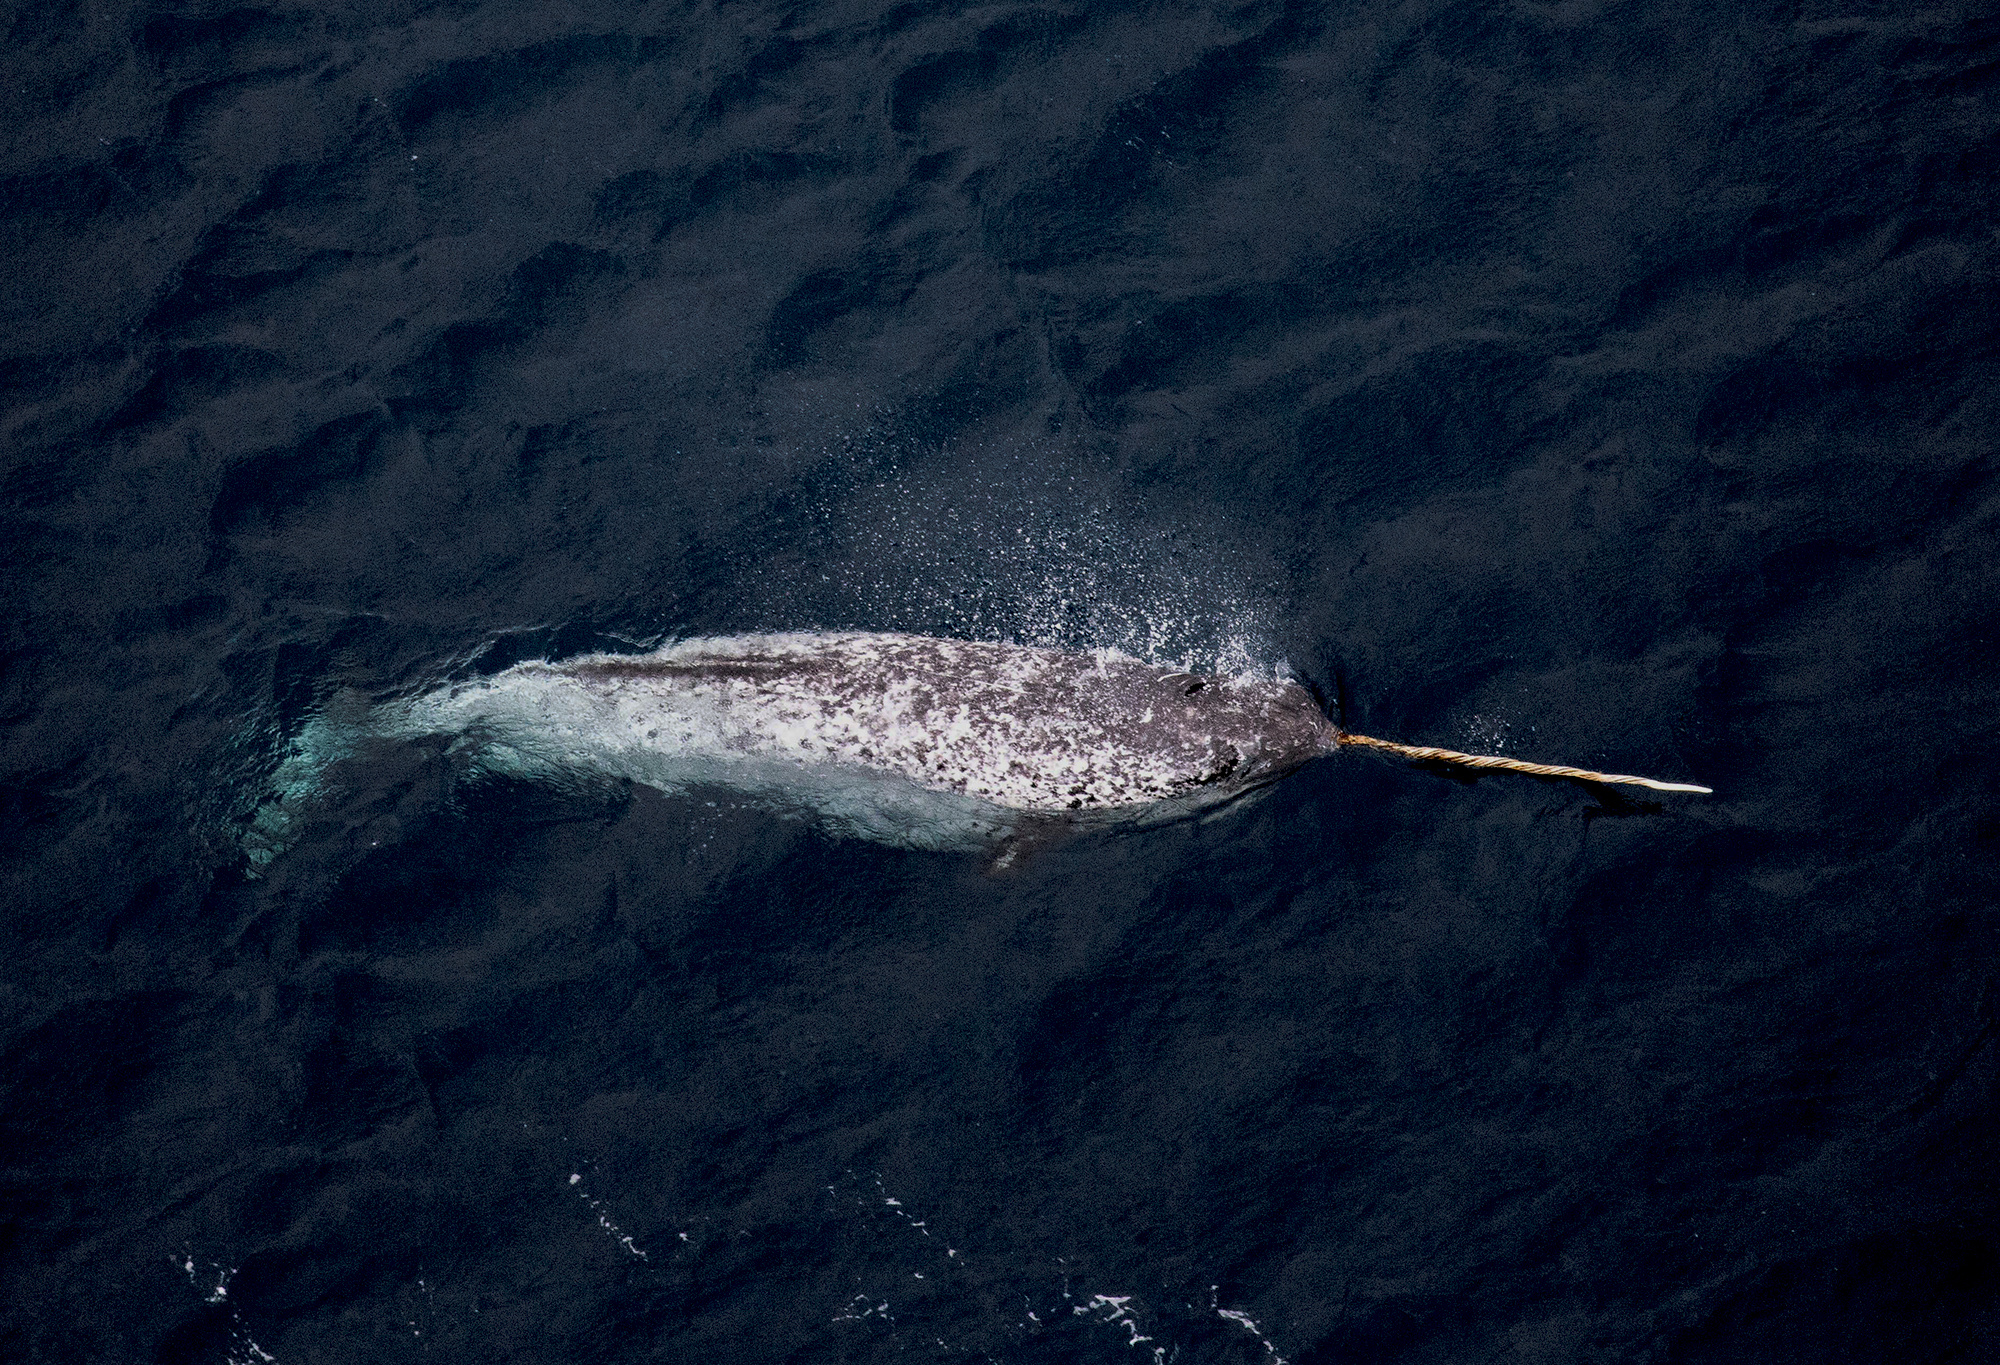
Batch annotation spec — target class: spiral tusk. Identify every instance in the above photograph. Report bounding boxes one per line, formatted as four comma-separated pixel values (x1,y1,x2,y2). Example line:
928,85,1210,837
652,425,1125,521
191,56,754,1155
1334,731,1711,794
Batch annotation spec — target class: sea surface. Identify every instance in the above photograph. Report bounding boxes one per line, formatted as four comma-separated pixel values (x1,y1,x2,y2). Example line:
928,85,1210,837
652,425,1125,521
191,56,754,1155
4,2,1998,1362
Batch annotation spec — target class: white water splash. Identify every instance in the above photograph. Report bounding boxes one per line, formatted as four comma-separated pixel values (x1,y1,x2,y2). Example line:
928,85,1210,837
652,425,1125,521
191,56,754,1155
569,1171,648,1260
729,432,1287,677
1075,1292,1164,1360
821,1174,1229,1365
174,1252,277,1364
1213,1285,1289,1364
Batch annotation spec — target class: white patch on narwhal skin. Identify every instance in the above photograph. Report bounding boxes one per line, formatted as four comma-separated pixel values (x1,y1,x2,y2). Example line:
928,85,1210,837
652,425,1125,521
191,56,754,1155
378,632,1333,850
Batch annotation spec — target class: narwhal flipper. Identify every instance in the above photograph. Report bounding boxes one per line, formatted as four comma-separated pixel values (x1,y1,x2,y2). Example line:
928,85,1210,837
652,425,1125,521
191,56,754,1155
240,693,374,874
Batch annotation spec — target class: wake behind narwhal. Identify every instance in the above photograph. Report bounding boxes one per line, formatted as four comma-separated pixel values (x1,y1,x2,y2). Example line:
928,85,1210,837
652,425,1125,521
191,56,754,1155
248,630,1707,868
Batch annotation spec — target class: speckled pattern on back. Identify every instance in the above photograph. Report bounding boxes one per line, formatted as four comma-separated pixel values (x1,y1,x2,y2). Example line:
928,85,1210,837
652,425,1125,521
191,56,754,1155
407,632,1335,814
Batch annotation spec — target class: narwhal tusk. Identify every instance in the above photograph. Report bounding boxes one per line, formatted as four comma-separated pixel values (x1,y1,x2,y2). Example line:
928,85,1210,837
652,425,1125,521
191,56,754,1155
1334,732,1712,794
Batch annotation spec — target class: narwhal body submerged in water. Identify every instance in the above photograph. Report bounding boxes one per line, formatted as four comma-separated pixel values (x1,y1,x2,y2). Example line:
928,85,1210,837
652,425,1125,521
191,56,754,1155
249,631,1707,867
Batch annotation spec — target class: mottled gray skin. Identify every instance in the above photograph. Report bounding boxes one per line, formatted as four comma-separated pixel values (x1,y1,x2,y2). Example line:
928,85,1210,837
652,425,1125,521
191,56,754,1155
536,632,1336,816
255,632,1337,863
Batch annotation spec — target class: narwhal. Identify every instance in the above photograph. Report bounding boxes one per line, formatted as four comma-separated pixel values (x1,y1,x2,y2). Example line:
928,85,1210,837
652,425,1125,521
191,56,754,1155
247,631,1707,866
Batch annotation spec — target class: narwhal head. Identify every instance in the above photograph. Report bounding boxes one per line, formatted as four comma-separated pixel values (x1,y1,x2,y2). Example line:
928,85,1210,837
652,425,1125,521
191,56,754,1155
1147,669,1338,800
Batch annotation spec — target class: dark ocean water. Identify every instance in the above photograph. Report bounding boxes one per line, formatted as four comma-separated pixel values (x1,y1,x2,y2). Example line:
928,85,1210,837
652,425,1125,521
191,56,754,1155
5,1,1999,1361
